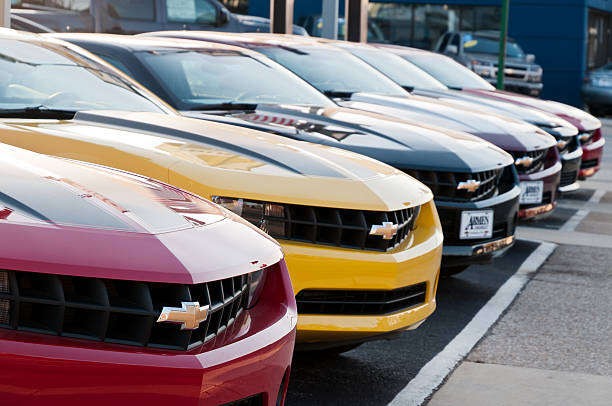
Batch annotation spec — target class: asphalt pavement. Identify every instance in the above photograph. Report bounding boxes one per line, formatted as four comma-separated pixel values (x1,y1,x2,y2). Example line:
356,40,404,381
285,120,612,406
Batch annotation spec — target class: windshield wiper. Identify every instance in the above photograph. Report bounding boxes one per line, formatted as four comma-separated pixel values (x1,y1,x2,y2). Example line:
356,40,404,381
0,106,77,119
323,91,356,99
189,102,258,111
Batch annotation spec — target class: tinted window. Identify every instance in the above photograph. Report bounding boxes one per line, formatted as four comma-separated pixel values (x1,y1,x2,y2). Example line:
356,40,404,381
403,53,494,90
463,34,525,58
343,45,447,91
0,39,168,113
437,33,450,51
97,54,133,76
135,49,335,109
256,45,408,97
167,0,217,24
107,0,155,21
22,0,90,12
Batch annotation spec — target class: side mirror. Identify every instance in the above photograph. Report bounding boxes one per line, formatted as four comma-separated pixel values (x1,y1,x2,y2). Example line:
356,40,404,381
445,44,458,55
217,9,230,26
526,54,535,63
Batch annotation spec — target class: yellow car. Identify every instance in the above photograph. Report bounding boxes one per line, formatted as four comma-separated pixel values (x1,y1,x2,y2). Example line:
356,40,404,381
0,30,442,350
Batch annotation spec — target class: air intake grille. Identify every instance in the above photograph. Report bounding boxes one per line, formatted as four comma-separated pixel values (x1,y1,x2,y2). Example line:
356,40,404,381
511,149,548,175
0,270,250,351
296,283,427,315
581,158,599,169
274,205,419,252
560,168,579,187
404,168,506,202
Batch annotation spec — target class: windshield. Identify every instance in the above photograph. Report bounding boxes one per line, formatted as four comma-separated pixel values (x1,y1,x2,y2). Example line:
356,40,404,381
136,49,335,109
342,45,447,91
0,39,168,113
463,35,525,59
256,45,408,97
402,53,495,90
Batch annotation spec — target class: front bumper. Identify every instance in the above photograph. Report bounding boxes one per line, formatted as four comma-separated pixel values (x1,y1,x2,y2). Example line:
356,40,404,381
518,161,561,219
582,84,612,106
0,264,297,406
285,201,443,345
437,185,520,268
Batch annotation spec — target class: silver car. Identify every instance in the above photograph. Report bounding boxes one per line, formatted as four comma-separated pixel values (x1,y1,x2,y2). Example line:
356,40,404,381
582,62,612,116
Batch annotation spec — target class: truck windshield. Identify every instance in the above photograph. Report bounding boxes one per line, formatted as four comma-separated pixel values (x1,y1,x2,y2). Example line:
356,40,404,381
136,48,336,109
255,45,409,97
0,39,169,114
463,35,525,59
402,53,495,91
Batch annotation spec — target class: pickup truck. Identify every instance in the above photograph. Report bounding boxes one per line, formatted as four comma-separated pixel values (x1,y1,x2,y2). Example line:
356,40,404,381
435,30,543,97
10,0,307,35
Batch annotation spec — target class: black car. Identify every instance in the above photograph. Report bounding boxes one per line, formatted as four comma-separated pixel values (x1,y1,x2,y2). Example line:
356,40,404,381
55,33,522,275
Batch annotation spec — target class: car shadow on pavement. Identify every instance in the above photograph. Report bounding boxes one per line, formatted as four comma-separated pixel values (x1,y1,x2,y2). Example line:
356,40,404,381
285,240,539,406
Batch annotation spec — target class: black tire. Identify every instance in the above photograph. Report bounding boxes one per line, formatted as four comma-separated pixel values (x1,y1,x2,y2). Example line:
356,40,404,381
440,265,470,277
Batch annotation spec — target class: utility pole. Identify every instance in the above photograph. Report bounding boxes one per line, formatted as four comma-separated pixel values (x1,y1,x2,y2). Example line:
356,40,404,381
270,0,294,34
497,0,510,90
321,0,339,40
0,0,10,28
345,0,368,43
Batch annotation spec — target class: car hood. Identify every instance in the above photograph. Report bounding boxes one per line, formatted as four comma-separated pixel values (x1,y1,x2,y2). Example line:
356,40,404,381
338,93,557,152
0,111,431,211
0,143,283,284
414,88,579,137
463,89,601,132
182,104,513,173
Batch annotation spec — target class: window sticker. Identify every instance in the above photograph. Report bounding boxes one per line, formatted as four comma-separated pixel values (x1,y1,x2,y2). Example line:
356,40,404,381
463,33,473,42
464,40,478,48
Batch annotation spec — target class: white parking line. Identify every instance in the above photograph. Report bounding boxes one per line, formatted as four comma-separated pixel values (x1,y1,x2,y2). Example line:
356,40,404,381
560,189,606,232
387,241,557,406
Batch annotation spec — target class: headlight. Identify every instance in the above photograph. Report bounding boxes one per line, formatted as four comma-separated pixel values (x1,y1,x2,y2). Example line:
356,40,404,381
247,268,267,308
211,197,288,238
471,60,494,77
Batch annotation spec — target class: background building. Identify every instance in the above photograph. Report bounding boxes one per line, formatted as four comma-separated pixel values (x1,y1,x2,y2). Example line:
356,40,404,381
242,0,612,108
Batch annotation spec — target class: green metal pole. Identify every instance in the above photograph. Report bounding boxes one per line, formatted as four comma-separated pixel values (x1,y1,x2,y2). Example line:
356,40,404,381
497,0,510,90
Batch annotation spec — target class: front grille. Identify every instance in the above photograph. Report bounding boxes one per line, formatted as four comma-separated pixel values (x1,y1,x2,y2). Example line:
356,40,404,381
222,394,264,406
510,149,548,175
272,204,418,252
560,169,579,187
581,158,599,169
296,283,427,315
403,165,515,203
0,270,250,351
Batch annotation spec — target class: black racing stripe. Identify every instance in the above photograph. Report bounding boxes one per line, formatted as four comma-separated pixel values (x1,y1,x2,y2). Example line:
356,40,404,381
74,112,350,179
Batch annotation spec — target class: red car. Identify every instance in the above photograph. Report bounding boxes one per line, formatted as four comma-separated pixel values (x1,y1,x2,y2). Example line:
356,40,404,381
379,45,605,180
0,144,296,406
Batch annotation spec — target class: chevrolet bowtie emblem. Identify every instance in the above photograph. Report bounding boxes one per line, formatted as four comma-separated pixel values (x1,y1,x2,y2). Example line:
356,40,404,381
157,301,209,330
457,179,481,192
370,221,398,240
514,156,534,167
556,139,568,149
579,133,591,143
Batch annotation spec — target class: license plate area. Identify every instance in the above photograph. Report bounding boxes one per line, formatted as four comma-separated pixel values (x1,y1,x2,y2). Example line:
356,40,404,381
459,210,494,240
520,181,544,204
